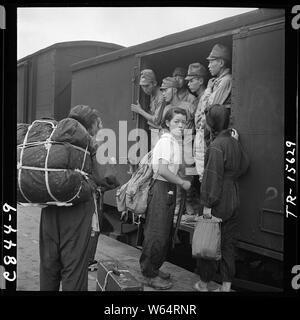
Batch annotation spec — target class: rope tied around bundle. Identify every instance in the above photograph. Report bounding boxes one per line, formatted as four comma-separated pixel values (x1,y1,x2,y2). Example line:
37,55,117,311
96,268,130,291
17,119,91,206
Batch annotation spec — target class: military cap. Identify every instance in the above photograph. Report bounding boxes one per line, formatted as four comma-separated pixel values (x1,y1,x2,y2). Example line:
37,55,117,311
185,63,207,80
207,44,231,61
172,67,187,78
160,77,180,89
139,69,156,85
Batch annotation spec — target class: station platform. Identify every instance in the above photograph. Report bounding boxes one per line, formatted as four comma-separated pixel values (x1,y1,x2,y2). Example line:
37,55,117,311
16,205,221,292
90,234,220,292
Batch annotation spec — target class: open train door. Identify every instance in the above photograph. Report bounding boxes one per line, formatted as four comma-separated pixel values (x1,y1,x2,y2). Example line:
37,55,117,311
127,57,148,172
232,19,285,260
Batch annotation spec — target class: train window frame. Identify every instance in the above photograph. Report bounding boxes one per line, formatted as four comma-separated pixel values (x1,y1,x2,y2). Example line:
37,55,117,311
134,31,235,141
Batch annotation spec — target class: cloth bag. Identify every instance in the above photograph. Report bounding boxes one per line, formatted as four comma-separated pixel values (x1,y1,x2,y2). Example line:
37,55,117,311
115,150,155,215
192,215,222,260
126,179,152,215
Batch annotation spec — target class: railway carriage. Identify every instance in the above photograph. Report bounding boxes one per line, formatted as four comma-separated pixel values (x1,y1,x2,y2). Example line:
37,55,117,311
17,9,285,290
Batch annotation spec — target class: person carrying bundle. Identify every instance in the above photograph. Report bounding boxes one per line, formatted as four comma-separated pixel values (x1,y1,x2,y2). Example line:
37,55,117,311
38,105,118,291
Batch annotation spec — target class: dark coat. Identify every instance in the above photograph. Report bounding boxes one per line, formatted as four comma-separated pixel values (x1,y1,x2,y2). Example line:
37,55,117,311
200,129,249,221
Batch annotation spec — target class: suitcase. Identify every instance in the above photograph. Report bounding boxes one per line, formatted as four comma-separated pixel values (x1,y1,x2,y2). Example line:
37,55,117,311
96,260,143,291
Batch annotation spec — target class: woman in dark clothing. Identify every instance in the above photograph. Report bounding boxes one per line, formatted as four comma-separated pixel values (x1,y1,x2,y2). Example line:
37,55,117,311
39,105,105,291
194,104,249,292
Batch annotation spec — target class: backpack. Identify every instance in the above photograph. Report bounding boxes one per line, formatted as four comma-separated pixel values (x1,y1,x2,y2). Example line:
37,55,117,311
116,150,158,216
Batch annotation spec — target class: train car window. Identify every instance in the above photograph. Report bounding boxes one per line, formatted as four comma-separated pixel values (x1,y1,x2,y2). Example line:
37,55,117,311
137,35,233,150
140,35,232,91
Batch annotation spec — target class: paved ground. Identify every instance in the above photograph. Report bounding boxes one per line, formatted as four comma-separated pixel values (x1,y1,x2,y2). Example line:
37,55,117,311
17,205,98,291
17,205,221,292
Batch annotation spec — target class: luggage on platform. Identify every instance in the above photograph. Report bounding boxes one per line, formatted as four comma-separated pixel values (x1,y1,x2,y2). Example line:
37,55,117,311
96,260,143,291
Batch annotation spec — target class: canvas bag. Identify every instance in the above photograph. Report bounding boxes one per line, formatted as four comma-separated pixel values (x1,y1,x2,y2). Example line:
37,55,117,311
116,150,157,215
116,134,174,215
126,178,153,215
192,215,222,260
125,150,157,214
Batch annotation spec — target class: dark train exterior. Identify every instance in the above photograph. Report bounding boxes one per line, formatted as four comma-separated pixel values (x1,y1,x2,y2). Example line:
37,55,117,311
17,40,124,123
70,9,285,266
17,9,285,290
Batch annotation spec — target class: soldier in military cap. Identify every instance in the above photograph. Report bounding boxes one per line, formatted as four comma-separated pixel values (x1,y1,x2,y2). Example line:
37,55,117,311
185,62,208,108
194,44,232,182
197,43,232,119
172,67,196,106
131,69,165,148
160,76,197,216
161,77,195,130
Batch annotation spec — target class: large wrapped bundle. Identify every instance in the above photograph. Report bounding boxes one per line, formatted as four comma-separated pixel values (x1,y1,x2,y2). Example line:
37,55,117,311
17,169,95,204
17,118,96,206
17,143,92,172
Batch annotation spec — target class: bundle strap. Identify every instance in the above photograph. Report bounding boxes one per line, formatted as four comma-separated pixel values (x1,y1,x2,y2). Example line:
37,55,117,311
44,125,60,202
17,140,91,156
80,143,89,171
17,165,68,172
96,268,129,291
18,120,57,203
18,202,73,207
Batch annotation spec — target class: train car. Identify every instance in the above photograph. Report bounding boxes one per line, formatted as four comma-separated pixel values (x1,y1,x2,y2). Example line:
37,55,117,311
17,40,124,123
70,9,285,290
